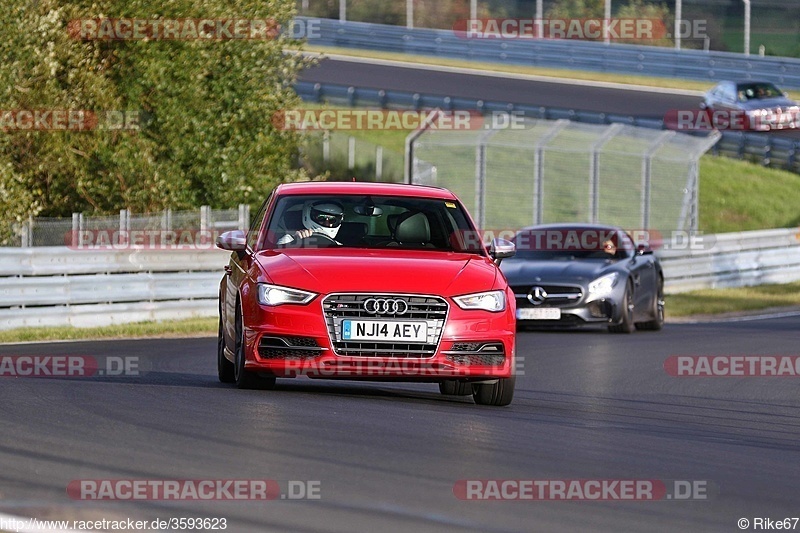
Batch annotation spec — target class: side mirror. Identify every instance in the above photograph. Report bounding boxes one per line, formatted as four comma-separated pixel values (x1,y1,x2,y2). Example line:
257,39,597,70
216,230,247,252
636,243,653,255
489,238,515,263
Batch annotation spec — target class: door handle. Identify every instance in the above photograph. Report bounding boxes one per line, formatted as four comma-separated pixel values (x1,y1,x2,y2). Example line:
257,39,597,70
224,265,232,275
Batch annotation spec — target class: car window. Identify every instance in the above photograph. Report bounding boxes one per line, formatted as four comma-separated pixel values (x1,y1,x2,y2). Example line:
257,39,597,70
262,194,485,254
737,82,783,100
510,227,631,260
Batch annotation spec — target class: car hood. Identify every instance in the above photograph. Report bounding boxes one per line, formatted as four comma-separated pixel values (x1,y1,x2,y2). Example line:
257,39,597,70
739,96,797,111
255,249,501,296
501,258,616,285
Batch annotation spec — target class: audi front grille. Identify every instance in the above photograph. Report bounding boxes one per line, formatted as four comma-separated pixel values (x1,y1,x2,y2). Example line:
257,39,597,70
322,293,448,358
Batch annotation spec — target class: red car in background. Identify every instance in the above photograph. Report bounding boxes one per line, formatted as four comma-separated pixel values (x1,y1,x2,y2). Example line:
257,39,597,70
216,182,518,406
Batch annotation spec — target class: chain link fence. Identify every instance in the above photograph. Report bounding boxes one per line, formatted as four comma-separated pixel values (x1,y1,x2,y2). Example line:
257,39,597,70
408,118,720,236
302,131,405,182
12,206,249,247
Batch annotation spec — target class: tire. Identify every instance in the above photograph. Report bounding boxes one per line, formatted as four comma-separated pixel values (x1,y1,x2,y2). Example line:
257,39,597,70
636,276,665,331
234,310,276,390
472,376,515,406
217,315,235,383
439,380,472,396
608,282,635,334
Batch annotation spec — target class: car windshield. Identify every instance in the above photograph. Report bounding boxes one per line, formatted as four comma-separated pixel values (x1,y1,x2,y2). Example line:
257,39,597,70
262,193,485,254
510,228,633,260
738,82,783,101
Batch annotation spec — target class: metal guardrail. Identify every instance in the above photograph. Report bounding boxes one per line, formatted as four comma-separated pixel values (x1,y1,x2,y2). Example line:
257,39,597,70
305,18,800,90
0,248,230,330
1,230,799,330
660,228,800,293
294,81,800,174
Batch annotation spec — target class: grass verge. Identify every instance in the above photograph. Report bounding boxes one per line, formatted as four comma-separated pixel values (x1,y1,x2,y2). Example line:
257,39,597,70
1,284,799,342
700,155,800,233
0,317,217,344
665,282,800,317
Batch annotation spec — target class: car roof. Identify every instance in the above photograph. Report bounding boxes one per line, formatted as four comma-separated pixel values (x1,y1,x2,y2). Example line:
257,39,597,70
274,181,458,200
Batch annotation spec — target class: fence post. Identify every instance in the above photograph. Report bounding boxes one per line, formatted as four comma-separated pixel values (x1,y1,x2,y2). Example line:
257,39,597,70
119,209,130,246
71,213,80,247
404,109,441,184
475,128,499,229
534,120,569,225
589,123,622,224
642,131,675,229
348,136,356,170
323,131,330,163
376,145,383,181
200,206,210,233
238,204,250,231
21,215,33,247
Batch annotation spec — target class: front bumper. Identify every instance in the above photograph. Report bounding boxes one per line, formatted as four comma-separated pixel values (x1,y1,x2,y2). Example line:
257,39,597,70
513,283,626,328
241,294,516,381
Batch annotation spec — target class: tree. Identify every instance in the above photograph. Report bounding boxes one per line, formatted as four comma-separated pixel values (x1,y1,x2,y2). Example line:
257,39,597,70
0,0,309,243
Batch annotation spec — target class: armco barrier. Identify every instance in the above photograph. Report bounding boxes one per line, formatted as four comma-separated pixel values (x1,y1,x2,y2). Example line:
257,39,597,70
293,80,800,174
304,18,800,90
660,227,800,293
1,229,799,330
0,248,231,330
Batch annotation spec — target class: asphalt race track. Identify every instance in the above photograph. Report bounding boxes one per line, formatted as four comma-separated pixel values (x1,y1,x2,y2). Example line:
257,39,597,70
2,316,799,532
298,57,800,140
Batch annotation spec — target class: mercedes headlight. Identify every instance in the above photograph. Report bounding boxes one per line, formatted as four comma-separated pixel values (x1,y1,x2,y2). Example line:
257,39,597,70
588,273,619,296
257,284,317,306
453,290,506,312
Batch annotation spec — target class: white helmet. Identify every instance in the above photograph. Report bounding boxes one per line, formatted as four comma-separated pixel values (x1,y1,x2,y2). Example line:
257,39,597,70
302,201,344,239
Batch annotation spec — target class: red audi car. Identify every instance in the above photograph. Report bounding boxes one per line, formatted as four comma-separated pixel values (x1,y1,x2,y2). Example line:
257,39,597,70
216,182,518,406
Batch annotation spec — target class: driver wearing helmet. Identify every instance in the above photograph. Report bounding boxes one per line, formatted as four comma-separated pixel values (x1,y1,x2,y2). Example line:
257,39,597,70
277,200,344,245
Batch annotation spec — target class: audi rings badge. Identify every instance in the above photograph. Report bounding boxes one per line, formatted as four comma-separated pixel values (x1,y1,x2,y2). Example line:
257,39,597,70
364,298,409,315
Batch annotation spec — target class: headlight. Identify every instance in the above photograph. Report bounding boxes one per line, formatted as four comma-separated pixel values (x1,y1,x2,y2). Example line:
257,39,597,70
453,290,506,312
588,273,619,296
257,284,317,306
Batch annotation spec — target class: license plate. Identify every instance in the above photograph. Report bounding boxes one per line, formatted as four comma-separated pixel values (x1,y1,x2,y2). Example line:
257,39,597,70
341,320,428,343
517,308,561,320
